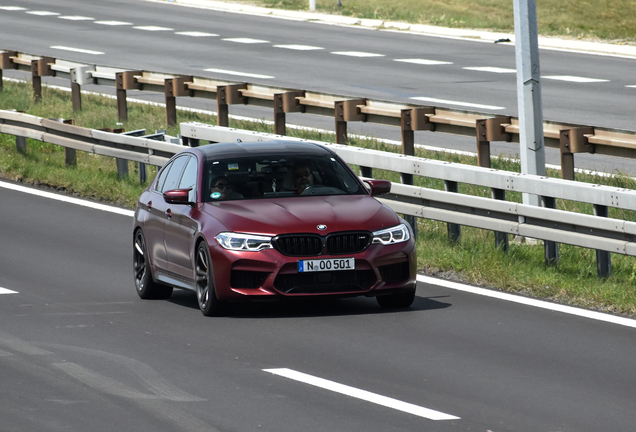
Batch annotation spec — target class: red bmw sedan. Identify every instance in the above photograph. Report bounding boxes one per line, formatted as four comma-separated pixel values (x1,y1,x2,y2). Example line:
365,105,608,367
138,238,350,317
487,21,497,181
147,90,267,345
133,140,417,315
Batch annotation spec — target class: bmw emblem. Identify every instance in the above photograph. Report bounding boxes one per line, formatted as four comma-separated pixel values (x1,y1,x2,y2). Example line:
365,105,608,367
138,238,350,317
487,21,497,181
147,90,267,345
317,224,327,231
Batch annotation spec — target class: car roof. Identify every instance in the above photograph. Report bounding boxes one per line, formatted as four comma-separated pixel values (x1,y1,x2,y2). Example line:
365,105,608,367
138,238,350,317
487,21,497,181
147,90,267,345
197,140,333,160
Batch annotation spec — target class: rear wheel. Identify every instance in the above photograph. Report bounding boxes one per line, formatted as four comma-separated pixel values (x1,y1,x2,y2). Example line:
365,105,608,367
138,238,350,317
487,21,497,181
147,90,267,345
376,288,416,309
133,230,173,299
195,242,224,316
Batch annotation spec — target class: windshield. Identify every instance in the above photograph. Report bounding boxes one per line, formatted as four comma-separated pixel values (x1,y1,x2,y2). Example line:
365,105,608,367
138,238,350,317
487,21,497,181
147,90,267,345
203,153,365,202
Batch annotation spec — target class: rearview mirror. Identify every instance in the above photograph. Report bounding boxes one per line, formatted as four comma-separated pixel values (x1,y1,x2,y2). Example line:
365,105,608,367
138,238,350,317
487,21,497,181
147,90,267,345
164,188,193,205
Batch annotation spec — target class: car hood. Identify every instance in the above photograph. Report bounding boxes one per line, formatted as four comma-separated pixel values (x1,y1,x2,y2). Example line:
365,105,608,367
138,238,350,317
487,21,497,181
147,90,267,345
201,195,400,236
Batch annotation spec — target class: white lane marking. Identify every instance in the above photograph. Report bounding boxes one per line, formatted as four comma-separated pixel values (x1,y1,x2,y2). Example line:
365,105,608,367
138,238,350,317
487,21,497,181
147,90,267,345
0,180,134,217
410,96,505,110
0,288,18,295
94,20,132,26
26,11,60,16
274,44,323,51
222,38,269,44
395,59,452,65
133,25,173,31
175,31,219,37
204,68,274,79
50,46,104,55
463,66,516,73
264,368,460,421
332,51,385,57
417,274,636,329
58,15,94,21
626,85,636,88
0,6,26,10
542,75,609,83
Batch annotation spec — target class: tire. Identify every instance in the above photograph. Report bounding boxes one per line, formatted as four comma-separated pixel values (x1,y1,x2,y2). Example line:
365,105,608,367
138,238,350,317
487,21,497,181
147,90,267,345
376,288,416,309
133,230,173,300
195,242,224,316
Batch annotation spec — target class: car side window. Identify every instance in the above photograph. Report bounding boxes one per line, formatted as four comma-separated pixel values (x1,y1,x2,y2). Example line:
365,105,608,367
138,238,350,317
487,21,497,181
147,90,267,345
161,156,190,193
154,161,172,193
178,156,198,202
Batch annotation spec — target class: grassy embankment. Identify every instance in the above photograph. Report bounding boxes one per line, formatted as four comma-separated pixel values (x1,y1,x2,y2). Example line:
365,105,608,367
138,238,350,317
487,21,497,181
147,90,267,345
257,0,636,43
1,80,635,317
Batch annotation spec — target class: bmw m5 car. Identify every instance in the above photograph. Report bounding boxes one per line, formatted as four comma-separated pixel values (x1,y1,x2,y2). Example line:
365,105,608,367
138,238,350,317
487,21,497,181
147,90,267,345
133,140,417,315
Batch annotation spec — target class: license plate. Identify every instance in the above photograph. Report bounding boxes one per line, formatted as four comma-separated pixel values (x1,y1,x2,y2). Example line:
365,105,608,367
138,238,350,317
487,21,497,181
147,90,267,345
298,257,355,272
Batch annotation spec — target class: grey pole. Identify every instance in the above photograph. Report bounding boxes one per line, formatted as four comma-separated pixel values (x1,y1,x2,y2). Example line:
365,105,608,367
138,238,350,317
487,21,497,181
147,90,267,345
513,0,546,207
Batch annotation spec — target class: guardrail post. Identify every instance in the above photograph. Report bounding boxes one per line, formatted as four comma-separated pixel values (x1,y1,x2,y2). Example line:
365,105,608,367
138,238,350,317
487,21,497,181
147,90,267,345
0,51,17,92
542,196,559,265
445,180,461,242
594,204,612,277
69,65,95,112
335,101,347,144
477,117,511,251
165,76,193,127
274,91,306,136
116,71,142,122
559,127,594,181
16,136,27,154
334,99,366,144
216,84,247,128
400,109,418,239
31,57,55,102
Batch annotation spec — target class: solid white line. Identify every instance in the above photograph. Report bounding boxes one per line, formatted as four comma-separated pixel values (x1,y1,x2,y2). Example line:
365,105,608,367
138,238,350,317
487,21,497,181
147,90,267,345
0,288,18,295
331,51,384,57
395,59,452,65
175,31,219,37
410,96,505,110
0,181,134,217
58,16,94,21
204,68,274,79
274,44,323,51
50,46,104,55
133,26,173,31
417,274,636,329
542,75,609,83
463,66,516,73
263,368,460,421
222,38,269,44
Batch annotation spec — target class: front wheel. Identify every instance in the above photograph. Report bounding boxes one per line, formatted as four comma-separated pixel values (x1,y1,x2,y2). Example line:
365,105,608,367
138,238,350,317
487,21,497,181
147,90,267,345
133,230,173,299
195,242,225,316
376,288,416,309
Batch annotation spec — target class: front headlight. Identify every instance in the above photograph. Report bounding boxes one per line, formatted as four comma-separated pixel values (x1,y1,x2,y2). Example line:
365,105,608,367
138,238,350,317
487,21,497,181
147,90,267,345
372,223,410,245
216,232,273,251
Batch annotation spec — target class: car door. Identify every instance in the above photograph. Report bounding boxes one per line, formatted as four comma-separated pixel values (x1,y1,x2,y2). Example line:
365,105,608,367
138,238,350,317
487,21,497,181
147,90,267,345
144,155,190,272
164,155,200,279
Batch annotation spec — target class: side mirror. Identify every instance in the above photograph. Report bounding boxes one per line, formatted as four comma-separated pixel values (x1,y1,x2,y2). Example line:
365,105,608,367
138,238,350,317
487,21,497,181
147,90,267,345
164,188,193,205
364,180,392,196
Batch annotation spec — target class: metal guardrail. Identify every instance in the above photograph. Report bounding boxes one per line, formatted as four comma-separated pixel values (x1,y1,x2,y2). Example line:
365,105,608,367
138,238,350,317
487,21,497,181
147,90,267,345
3,50,636,181
1,108,632,277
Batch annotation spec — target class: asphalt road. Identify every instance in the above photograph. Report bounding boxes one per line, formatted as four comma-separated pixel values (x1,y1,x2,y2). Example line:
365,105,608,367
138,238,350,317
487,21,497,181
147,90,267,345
2,0,636,176
1,180,635,431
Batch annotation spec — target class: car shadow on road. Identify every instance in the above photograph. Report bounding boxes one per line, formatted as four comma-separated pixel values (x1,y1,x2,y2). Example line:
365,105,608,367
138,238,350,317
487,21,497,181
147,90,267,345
167,290,452,318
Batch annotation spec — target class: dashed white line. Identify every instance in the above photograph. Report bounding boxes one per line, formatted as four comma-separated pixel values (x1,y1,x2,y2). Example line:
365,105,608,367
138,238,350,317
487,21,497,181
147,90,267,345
26,11,60,16
463,66,516,73
50,46,104,55
58,15,94,21
175,31,219,37
222,38,269,44
395,59,452,65
410,96,505,110
0,6,26,10
94,20,132,26
133,26,173,31
0,288,18,295
332,51,385,57
204,68,274,79
627,85,636,88
274,44,323,51
542,75,609,83
263,368,460,421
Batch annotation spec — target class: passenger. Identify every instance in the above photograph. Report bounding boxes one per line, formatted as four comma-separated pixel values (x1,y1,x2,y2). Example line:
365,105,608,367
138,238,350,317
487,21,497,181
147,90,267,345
210,175,243,200
292,164,314,194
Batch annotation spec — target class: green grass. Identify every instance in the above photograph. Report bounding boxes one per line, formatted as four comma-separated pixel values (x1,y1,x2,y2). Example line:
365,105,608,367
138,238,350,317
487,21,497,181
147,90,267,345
2,80,636,317
256,0,636,43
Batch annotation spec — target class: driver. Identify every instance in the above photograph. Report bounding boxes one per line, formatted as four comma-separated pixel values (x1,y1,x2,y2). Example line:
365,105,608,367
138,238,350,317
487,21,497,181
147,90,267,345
292,164,314,194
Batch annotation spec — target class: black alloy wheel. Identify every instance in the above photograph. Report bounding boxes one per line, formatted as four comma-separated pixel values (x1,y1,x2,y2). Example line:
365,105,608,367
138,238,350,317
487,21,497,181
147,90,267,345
195,242,224,316
133,230,173,299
